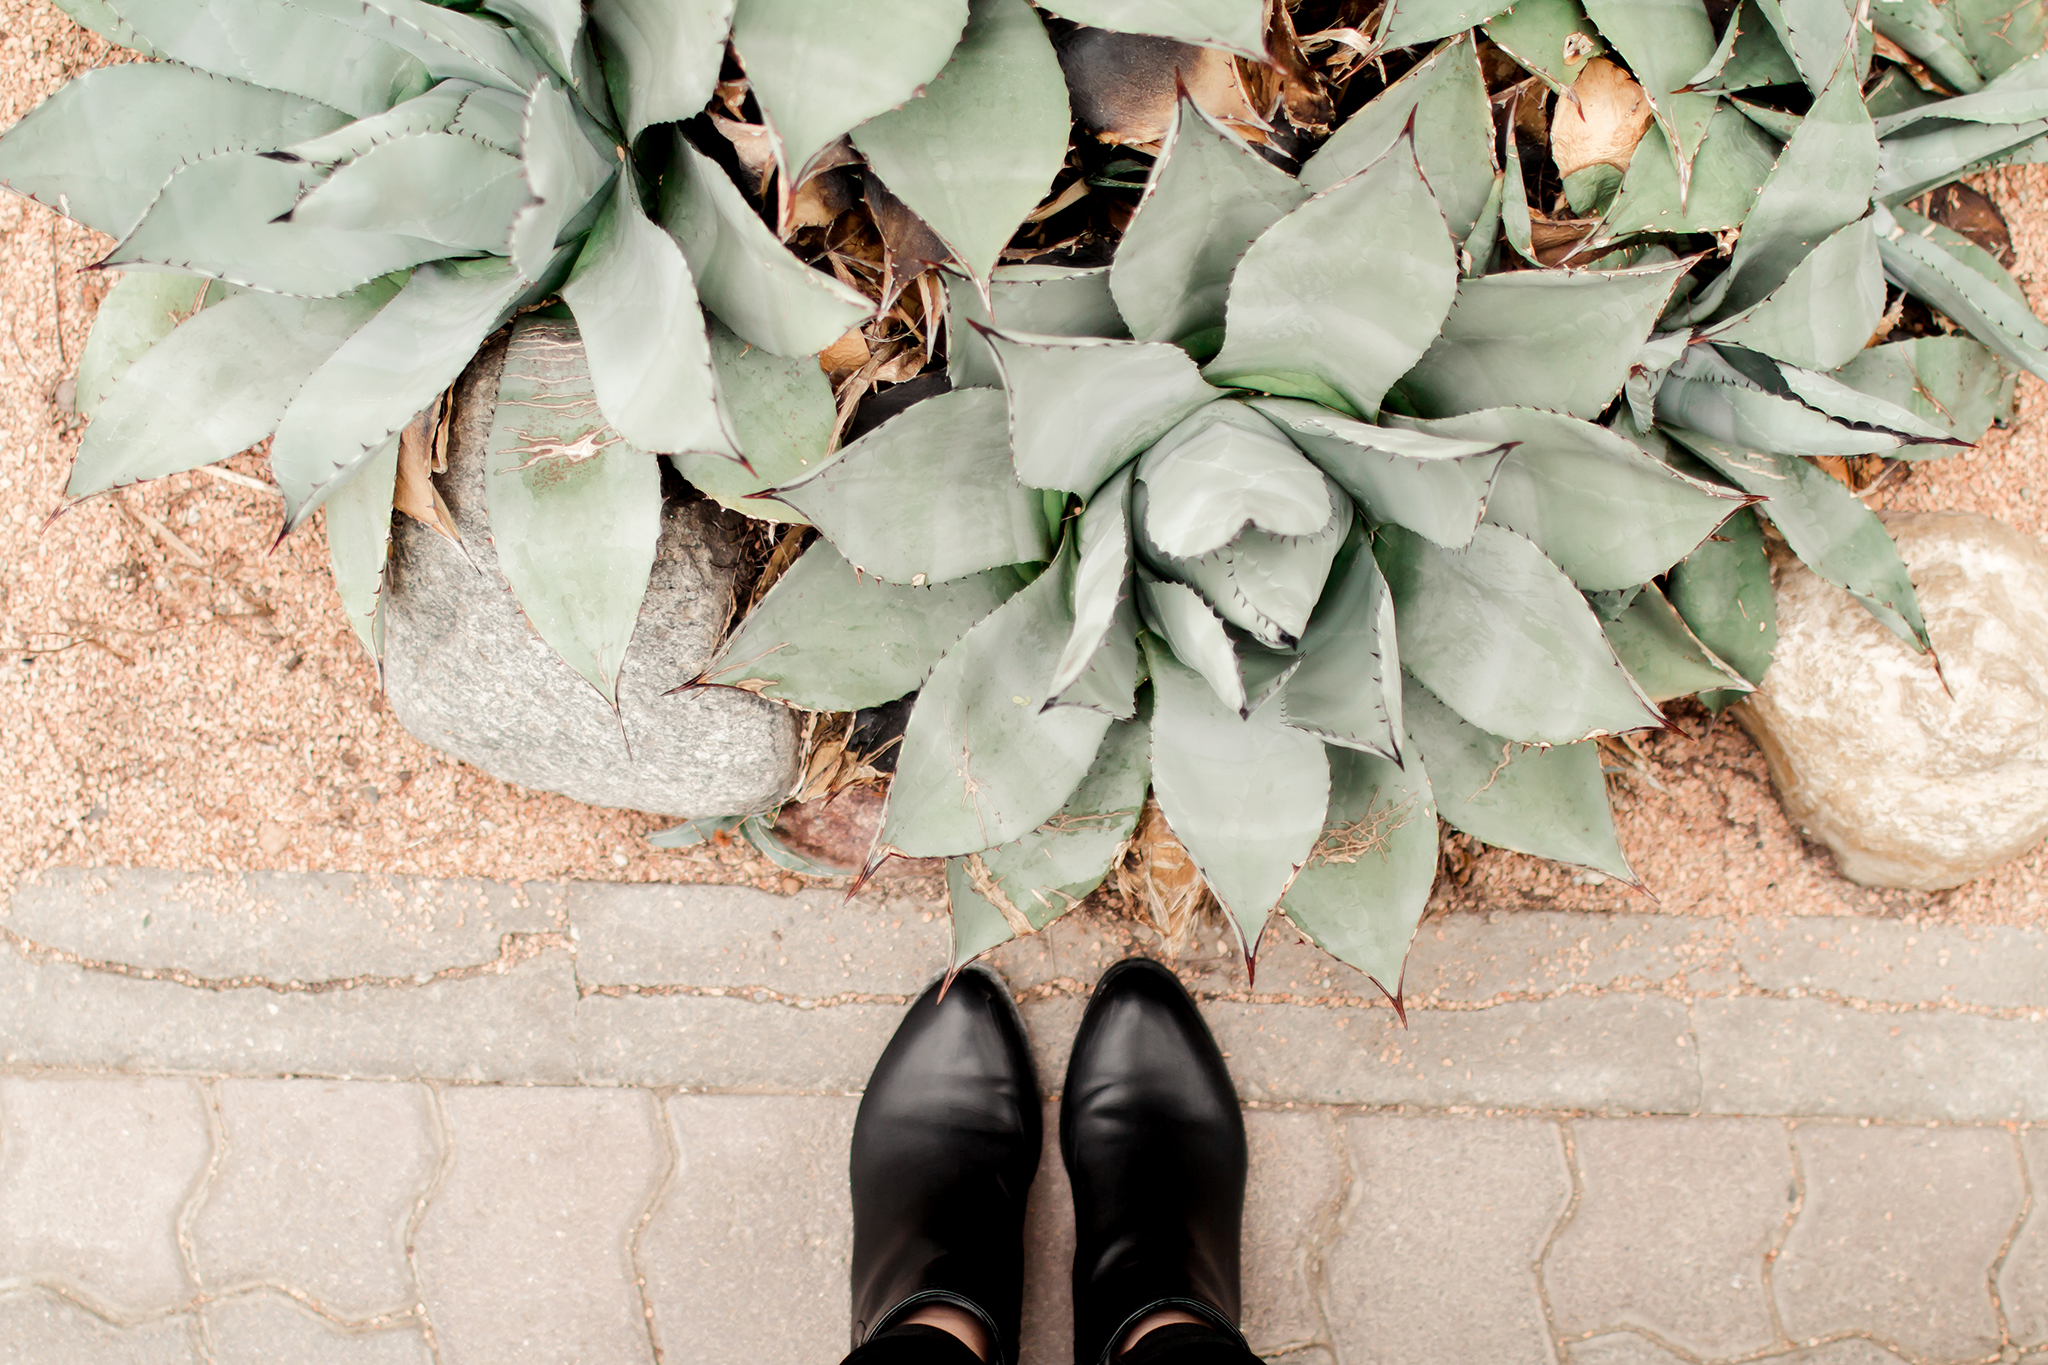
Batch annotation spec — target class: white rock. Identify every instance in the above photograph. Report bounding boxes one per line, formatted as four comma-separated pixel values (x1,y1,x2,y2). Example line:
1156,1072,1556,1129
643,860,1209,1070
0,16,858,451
1737,510,2048,890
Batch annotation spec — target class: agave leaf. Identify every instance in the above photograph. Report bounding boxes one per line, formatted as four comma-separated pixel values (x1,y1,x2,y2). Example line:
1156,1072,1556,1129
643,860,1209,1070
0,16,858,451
1380,0,1517,48
1603,581,1751,701
1399,260,1691,421
1693,0,1801,90
1953,0,2048,79
1604,106,1776,237
668,319,834,520
107,0,431,116
71,279,400,498
1050,467,1136,705
1873,52,2048,135
283,83,474,163
883,545,1114,857
709,541,1025,710
1145,635,1330,957
1871,0,1983,94
481,0,582,80
1147,486,1353,650
660,136,875,358
103,151,446,297
1132,402,1331,558
52,0,160,52
1137,572,1247,714
509,79,616,284
1829,336,2012,443
1279,743,1437,994
1375,522,1662,744
1255,397,1509,550
1055,593,1143,719
0,65,350,241
1033,0,1266,56
1208,136,1458,419
1582,0,1720,190
982,328,1218,495
1749,0,1857,91
1485,0,1603,92
1876,205,2048,384
1654,373,1913,457
560,169,735,460
1274,527,1402,758
1110,97,1307,356
1402,671,1635,880
1713,58,1876,319
588,0,733,140
1666,505,1776,692
1299,36,1495,241
1775,364,1955,443
325,430,400,663
286,0,542,94
1875,116,2048,203
1393,407,1747,589
852,0,1069,286
1729,96,1802,142
271,258,525,529
456,82,530,155
288,132,528,251
1703,217,1886,371
947,265,1127,388
946,714,1151,962
1663,425,1931,651
731,0,969,182
774,388,1052,584
74,273,208,420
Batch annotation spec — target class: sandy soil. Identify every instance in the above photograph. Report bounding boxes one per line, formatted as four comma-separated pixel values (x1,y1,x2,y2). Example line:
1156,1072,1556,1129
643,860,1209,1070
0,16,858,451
2,0,2044,931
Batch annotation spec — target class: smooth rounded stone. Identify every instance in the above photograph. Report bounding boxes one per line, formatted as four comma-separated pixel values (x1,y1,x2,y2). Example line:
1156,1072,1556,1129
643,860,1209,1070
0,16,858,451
1737,510,2048,890
382,333,801,818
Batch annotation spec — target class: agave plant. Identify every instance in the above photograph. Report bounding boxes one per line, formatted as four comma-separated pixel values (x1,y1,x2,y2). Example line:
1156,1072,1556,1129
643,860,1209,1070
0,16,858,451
704,3,2048,996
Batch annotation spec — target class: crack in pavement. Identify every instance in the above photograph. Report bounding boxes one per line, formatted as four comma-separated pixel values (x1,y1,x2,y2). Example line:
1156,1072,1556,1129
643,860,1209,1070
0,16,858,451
0,926,570,993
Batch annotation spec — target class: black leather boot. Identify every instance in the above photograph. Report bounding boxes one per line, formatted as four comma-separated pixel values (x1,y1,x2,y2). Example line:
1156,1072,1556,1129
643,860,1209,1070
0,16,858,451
849,966,1041,1365
1062,956,1251,1365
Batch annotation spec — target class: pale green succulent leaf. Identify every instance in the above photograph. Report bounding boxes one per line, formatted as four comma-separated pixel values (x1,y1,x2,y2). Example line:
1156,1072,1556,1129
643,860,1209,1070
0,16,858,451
588,0,733,141
1667,505,1777,690
1605,107,1775,237
1603,581,1752,701
283,82,474,163
1829,336,2012,443
1145,635,1330,959
710,541,1025,711
1050,467,1136,705
1876,116,2048,203
946,715,1151,964
1299,35,1495,241
52,0,160,53
1876,205,2048,384
287,132,528,251
1874,51,2048,135
669,319,834,521
1379,0,1517,48
946,265,1126,388
1280,744,1437,996
1749,0,1857,91
1871,0,1983,94
285,0,542,94
1953,0,2048,79
1111,97,1307,354
1133,403,1331,559
508,79,616,284
271,258,526,529
1052,593,1143,719
0,64,350,241
71,279,400,499
774,388,1052,585
481,0,583,81
1148,489,1352,650
1032,0,1265,56
1485,0,1602,91
1663,425,1931,651
481,319,665,704
1402,672,1635,880
1775,364,1956,443
883,546,1114,857
1375,522,1663,744
74,273,209,421
1583,0,1720,186
325,431,399,663
1137,572,1246,715
106,0,432,116
983,328,1218,495
1397,406,1747,589
1260,399,1506,549
1654,373,1912,457
1209,135,1458,421
1689,0,1801,91
562,169,736,460
852,0,1069,285
731,0,969,181
1274,528,1402,759
1703,216,1886,371
1729,96,1802,142
1400,260,1691,421
660,136,876,358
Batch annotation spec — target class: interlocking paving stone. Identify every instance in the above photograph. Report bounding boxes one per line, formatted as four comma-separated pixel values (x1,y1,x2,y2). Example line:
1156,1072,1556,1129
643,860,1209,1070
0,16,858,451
565,883,944,994
1325,1116,1571,1365
1773,1124,2022,1362
2,869,561,979
1021,1100,1073,1365
1733,915,2048,1009
204,1291,432,1365
641,1095,855,1363
191,1081,438,1318
0,1078,209,1316
1567,1334,1912,1364
0,948,580,1082
1999,1128,2048,1349
1547,1118,1792,1357
1693,997,2048,1121
574,994,904,1091
0,1288,198,1363
414,1087,666,1365
1240,1111,1344,1355
1347,912,1732,1004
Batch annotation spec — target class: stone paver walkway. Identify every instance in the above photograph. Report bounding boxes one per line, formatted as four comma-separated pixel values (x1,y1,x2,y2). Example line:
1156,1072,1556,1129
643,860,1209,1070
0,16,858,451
1,869,2043,1364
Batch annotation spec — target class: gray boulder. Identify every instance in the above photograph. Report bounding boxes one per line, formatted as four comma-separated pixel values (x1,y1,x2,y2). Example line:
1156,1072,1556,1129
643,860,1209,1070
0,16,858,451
1738,510,2048,889
381,333,802,818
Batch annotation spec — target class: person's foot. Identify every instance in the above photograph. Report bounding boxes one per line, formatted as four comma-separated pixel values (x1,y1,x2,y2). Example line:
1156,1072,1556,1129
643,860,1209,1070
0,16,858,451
1062,956,1250,1365
850,966,1041,1365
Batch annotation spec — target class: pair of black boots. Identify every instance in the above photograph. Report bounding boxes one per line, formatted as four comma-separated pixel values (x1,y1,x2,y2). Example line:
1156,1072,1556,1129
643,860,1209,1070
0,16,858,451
845,958,1255,1365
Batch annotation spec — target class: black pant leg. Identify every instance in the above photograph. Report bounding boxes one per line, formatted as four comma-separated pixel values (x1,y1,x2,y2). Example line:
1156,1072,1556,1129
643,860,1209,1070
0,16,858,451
1116,1321,1266,1365
841,1323,985,1365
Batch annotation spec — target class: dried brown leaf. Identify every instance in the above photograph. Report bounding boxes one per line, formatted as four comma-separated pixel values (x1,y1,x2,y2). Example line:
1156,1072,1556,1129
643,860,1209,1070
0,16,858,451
1113,797,1217,953
394,401,460,544
1056,28,1265,147
711,113,778,200
1550,57,1651,180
